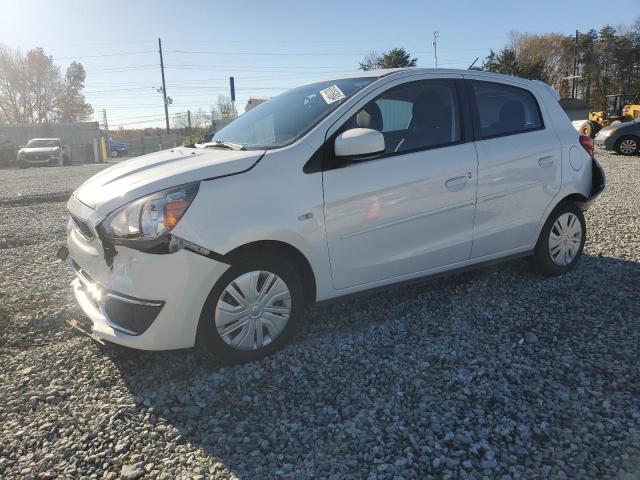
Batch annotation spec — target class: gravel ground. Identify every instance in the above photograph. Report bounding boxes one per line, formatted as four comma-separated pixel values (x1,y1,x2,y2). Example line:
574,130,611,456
0,150,639,479
0,164,109,206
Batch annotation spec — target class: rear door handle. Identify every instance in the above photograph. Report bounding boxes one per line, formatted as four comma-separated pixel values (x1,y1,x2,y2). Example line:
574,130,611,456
538,155,555,168
445,175,469,191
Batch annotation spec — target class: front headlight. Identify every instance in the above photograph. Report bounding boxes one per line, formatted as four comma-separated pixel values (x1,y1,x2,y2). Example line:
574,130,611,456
101,183,199,242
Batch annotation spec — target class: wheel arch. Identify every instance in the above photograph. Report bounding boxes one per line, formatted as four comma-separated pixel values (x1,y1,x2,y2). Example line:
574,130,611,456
534,191,589,244
223,240,317,306
556,192,589,209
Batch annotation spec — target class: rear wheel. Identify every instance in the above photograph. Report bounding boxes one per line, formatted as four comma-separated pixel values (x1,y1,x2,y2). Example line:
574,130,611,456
531,203,586,276
197,255,304,363
110,150,119,158
615,136,639,156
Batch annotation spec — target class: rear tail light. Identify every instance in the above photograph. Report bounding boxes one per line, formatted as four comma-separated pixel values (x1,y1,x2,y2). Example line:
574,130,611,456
579,135,594,158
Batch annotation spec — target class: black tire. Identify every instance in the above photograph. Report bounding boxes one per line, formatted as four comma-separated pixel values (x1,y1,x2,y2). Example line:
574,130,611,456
614,135,639,156
580,121,600,138
197,254,305,363
110,150,119,158
531,202,586,276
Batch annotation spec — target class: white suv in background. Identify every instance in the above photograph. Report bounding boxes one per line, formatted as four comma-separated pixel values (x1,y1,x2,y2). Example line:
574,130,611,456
63,68,604,362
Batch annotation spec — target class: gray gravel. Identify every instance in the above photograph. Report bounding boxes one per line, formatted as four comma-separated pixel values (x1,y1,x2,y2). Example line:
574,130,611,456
1,150,639,479
0,163,109,206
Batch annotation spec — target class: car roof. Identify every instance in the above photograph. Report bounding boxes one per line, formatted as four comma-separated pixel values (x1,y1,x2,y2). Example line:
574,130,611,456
325,67,540,85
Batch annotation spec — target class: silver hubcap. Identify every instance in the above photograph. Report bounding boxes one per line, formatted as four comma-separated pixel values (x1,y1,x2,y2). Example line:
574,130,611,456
548,212,582,266
215,271,291,351
620,139,637,154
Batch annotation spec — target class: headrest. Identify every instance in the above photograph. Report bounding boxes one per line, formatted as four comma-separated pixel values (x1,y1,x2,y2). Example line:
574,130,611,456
356,102,383,131
412,90,447,127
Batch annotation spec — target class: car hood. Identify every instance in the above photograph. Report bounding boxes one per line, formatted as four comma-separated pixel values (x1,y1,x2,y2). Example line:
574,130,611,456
600,121,639,134
73,146,264,215
21,147,59,154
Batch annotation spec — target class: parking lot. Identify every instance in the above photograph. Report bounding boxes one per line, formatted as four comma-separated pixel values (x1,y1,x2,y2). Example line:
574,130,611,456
0,150,639,479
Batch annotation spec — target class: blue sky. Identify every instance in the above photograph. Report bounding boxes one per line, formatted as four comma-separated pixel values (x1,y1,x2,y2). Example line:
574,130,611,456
1,0,638,129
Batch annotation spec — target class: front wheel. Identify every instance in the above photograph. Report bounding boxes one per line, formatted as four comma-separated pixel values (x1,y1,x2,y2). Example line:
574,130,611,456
197,255,304,363
531,203,586,276
580,121,600,138
615,136,639,156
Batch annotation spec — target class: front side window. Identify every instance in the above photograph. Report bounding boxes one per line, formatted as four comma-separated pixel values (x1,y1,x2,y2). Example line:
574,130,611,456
345,80,461,155
471,81,543,138
209,77,375,149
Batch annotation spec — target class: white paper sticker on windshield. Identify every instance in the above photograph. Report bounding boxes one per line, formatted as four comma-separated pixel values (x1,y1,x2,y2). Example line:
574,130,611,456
319,85,346,104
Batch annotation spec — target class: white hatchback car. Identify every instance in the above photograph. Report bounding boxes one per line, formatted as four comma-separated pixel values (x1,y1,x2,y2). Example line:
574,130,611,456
64,68,604,362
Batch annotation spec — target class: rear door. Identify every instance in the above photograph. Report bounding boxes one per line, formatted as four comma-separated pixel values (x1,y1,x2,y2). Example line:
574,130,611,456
322,75,479,290
465,78,562,258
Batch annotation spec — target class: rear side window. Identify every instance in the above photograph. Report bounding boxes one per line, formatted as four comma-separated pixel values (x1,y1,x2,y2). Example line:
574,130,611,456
471,81,543,138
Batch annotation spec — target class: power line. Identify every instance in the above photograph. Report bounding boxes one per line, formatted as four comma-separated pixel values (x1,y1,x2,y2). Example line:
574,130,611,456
57,50,157,60
164,48,483,57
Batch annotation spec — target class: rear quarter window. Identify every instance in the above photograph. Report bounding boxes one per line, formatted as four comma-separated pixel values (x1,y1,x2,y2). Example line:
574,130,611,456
471,81,543,139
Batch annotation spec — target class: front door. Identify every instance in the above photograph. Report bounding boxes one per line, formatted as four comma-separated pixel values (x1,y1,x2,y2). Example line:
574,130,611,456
322,78,478,290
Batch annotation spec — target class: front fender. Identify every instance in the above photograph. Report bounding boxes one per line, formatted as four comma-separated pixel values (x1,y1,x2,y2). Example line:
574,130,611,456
170,149,335,302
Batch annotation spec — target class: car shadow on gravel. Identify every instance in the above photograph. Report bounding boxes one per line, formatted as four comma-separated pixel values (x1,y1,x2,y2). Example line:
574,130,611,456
102,253,640,477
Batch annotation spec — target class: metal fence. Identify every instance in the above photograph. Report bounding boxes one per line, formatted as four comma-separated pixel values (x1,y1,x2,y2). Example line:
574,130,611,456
122,133,181,157
0,122,101,164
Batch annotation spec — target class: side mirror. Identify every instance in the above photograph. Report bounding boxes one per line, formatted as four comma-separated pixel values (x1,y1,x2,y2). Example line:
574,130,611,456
334,128,385,161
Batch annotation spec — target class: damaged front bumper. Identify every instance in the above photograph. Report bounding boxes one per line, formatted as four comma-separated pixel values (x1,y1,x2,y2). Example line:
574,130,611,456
64,225,230,350
71,259,164,336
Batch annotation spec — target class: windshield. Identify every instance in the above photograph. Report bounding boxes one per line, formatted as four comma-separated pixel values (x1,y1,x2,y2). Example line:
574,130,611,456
26,139,60,148
209,77,376,149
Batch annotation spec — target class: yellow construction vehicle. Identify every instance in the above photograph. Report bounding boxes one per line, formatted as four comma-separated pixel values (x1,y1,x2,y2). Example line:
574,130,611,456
580,93,640,137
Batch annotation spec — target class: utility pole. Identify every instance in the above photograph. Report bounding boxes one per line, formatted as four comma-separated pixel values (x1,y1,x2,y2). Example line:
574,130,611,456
433,31,439,68
158,38,170,134
571,30,579,99
187,110,192,144
101,109,109,132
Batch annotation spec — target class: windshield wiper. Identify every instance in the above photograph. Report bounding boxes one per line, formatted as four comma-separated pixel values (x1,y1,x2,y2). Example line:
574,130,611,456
207,140,246,151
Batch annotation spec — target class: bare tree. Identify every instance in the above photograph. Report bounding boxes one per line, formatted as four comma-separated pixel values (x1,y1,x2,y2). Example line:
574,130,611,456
0,45,92,124
216,95,234,118
172,109,210,130
359,50,380,71
486,19,640,105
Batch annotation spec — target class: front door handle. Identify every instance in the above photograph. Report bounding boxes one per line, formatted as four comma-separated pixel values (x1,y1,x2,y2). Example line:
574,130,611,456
445,175,469,191
538,155,555,168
